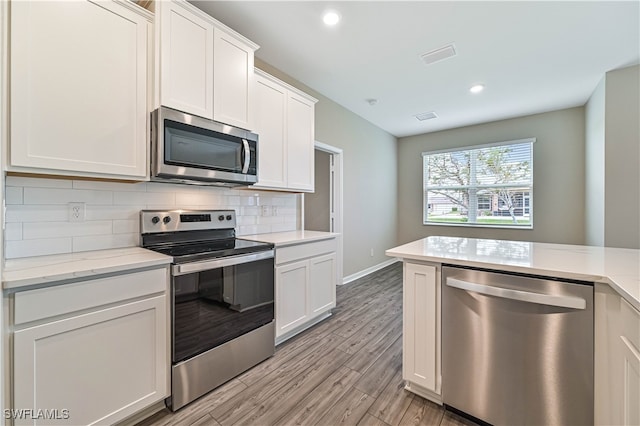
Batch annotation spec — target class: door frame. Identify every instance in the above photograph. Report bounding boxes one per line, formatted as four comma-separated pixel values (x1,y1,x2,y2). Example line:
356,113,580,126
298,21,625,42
303,141,344,285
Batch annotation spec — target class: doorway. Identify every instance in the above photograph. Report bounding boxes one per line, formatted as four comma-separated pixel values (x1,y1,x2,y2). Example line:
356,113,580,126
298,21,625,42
305,150,331,232
304,142,343,283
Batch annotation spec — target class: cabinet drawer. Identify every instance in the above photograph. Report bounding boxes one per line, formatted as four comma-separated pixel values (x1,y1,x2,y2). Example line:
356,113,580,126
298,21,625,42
14,268,168,325
276,238,337,265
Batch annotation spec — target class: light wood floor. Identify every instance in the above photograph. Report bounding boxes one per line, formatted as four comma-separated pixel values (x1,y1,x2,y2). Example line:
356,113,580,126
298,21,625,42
138,263,478,426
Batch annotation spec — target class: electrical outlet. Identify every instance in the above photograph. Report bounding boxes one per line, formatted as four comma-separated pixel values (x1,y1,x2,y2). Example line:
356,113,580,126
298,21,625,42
272,206,278,216
370,248,374,257
68,202,85,222
261,205,271,217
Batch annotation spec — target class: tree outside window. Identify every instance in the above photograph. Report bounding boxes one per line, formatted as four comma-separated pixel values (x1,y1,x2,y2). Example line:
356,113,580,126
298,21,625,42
423,139,534,228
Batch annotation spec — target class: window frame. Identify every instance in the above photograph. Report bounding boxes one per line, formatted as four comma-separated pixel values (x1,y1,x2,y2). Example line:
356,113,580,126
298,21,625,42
422,138,535,229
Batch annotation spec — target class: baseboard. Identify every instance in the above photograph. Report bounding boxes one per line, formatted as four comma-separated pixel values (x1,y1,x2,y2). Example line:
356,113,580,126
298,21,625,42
404,381,442,405
342,258,399,285
115,401,166,426
275,311,332,345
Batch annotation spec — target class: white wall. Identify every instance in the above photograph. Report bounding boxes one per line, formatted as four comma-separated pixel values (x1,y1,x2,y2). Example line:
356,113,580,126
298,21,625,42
397,107,586,245
4,176,299,259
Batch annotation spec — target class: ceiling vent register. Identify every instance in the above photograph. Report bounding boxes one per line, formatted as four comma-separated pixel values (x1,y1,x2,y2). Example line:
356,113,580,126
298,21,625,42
415,111,439,121
420,44,457,66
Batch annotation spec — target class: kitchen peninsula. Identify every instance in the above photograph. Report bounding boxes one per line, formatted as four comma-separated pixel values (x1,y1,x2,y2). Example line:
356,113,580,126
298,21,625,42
386,236,640,426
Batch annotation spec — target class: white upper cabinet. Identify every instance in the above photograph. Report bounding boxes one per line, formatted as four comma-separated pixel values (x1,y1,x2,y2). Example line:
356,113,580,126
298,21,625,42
213,27,255,130
157,0,258,130
159,0,214,119
9,0,151,179
286,91,315,191
253,73,287,188
253,69,317,193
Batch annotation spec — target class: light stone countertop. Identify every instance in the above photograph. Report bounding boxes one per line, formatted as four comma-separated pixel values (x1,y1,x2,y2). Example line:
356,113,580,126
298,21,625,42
3,247,173,291
386,236,640,311
240,230,339,247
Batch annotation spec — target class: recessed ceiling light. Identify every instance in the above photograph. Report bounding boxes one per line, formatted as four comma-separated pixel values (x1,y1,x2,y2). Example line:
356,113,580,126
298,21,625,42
323,11,340,26
470,84,485,94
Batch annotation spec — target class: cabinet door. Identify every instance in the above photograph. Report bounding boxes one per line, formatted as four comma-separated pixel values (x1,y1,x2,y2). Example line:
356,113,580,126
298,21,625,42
403,262,440,396
13,296,168,426
10,0,148,178
286,92,315,192
620,299,640,426
213,27,254,130
308,253,336,315
276,260,309,337
159,0,214,119
253,73,287,189
595,286,640,426
620,336,640,425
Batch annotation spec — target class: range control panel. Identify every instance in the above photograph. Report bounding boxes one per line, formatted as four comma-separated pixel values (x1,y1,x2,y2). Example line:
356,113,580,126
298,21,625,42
141,209,236,234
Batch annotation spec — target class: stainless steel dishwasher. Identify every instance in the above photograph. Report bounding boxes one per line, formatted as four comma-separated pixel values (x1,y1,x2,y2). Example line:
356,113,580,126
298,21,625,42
442,266,593,426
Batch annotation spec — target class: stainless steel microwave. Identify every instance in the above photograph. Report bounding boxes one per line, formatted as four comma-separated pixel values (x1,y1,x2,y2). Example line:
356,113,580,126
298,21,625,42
151,107,258,187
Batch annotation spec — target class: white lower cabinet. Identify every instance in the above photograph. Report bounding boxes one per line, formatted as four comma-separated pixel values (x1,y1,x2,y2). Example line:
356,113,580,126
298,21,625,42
275,238,337,343
402,261,441,403
10,268,169,426
595,283,640,426
276,260,310,335
309,253,337,315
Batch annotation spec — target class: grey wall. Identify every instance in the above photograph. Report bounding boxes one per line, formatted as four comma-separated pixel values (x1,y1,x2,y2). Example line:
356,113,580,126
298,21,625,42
256,59,398,278
585,77,606,246
305,150,331,232
397,107,586,245
604,65,640,249
584,65,640,249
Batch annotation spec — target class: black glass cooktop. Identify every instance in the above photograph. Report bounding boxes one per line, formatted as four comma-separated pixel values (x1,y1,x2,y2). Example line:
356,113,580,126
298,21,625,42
150,238,273,264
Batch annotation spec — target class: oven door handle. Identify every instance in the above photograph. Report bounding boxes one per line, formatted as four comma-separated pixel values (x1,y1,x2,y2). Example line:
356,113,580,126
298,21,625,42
173,250,274,276
446,278,587,310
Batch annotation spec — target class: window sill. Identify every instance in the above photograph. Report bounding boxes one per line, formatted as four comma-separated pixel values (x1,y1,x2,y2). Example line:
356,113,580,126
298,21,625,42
423,221,533,230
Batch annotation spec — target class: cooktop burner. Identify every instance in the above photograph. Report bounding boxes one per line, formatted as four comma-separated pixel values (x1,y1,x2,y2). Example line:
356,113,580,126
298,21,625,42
140,209,272,264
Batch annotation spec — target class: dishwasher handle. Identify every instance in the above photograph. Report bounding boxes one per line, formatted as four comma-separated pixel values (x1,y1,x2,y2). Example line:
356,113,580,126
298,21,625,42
446,277,586,310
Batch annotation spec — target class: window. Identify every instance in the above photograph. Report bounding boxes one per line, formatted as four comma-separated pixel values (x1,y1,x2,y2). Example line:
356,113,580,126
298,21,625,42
423,138,534,228
477,195,491,211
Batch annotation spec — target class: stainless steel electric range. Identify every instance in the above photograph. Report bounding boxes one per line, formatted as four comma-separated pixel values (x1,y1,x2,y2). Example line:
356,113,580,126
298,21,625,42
140,209,275,411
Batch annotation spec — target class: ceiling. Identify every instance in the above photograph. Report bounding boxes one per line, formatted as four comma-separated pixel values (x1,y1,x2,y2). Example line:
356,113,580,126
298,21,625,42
191,1,640,138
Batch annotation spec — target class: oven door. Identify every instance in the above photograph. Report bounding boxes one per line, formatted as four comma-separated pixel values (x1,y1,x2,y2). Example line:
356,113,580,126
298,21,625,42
151,106,258,185
171,250,274,364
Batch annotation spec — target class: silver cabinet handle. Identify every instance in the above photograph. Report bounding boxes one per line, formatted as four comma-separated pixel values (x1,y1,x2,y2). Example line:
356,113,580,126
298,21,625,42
446,277,586,310
173,250,274,276
242,139,250,174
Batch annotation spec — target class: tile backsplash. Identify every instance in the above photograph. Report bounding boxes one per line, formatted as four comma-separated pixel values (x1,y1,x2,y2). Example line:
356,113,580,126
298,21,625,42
4,176,300,259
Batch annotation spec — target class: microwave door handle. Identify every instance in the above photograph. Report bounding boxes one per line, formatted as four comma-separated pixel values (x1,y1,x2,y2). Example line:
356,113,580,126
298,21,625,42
242,139,250,174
